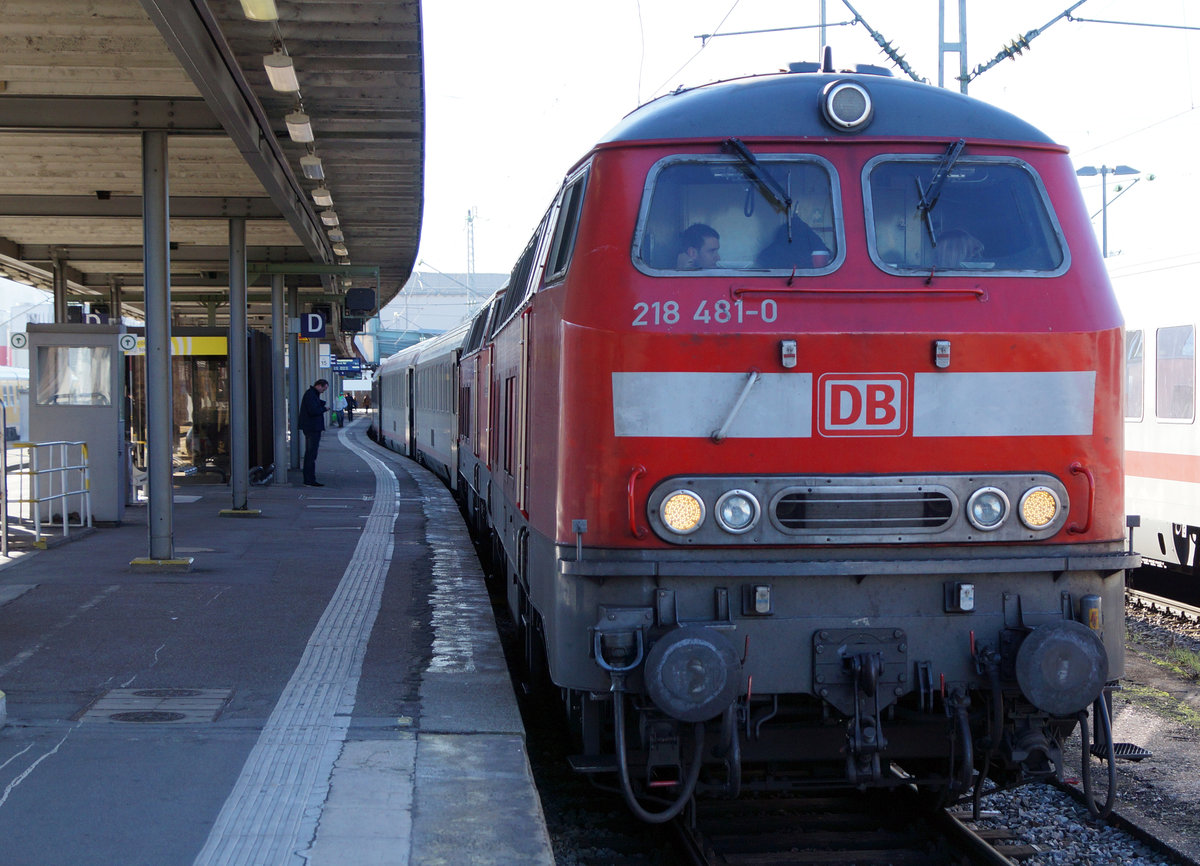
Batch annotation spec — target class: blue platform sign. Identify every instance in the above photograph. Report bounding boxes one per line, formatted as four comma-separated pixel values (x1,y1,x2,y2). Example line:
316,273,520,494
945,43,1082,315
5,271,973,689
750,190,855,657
300,312,326,338
330,358,361,373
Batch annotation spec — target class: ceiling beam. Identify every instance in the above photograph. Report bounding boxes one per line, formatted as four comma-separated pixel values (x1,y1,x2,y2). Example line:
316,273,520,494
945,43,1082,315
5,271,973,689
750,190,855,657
0,96,224,133
0,196,280,219
77,273,325,290
117,291,294,303
21,244,319,264
248,263,379,276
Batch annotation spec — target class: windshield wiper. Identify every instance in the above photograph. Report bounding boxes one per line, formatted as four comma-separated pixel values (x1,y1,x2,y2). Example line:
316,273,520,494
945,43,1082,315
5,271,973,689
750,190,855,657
724,137,794,237
916,138,966,247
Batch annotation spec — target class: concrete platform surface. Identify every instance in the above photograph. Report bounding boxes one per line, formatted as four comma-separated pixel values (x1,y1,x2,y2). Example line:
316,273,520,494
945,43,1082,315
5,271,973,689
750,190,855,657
0,420,554,866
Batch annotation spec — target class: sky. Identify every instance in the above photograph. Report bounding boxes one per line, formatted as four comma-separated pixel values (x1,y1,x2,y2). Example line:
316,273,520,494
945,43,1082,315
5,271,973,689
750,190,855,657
5,1,1199,325
416,0,1200,276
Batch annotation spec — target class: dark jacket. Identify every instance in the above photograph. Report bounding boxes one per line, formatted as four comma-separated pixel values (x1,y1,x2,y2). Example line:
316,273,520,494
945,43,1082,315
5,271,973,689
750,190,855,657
299,386,327,433
755,218,828,269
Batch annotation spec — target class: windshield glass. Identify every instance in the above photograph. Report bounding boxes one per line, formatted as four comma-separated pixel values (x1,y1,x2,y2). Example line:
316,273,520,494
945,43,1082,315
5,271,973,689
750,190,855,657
634,155,841,274
865,156,1066,274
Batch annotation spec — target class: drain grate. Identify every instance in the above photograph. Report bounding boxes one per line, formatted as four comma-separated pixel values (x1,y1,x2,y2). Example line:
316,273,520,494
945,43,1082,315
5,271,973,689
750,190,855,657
109,711,188,723
80,687,233,724
1091,742,1153,762
133,688,202,698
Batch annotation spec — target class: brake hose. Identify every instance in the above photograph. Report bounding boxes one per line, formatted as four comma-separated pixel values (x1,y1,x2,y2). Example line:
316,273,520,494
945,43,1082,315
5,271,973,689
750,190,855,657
612,685,704,823
1079,695,1116,818
972,659,1004,819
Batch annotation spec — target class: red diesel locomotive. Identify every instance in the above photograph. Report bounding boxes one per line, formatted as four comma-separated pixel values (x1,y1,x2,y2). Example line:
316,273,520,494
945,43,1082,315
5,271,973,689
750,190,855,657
376,58,1137,820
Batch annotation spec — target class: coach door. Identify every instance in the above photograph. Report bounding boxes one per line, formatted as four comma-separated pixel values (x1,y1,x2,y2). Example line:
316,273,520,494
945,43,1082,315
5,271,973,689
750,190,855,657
405,366,415,457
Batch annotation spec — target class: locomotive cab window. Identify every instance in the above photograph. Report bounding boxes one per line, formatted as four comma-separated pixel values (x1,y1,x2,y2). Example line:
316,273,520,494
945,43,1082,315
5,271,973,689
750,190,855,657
864,155,1067,276
633,155,842,275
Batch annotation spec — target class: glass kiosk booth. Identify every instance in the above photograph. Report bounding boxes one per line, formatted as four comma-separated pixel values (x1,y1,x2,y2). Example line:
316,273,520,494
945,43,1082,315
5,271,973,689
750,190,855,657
25,323,128,525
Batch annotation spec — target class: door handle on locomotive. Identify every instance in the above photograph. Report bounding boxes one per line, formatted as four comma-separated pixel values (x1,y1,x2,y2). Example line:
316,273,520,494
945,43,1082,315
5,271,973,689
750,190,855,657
1067,461,1094,535
628,464,648,539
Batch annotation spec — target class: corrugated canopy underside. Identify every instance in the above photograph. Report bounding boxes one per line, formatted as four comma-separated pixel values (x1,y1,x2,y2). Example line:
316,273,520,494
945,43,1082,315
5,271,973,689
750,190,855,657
0,0,424,334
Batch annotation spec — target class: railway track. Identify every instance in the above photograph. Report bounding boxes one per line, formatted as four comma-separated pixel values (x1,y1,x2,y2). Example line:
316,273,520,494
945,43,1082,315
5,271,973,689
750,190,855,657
671,791,1037,865
1127,588,1200,623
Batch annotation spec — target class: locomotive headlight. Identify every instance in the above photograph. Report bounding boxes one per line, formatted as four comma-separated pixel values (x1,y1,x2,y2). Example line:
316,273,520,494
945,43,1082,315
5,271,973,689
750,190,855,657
1019,486,1060,529
715,489,760,534
661,490,706,534
966,487,1009,531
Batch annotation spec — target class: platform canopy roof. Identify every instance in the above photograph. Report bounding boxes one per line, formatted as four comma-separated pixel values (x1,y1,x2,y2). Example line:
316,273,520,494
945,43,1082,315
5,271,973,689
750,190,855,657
0,0,424,337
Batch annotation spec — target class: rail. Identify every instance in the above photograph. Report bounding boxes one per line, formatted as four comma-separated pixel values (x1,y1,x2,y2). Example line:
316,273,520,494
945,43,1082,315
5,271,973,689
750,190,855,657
3,439,92,548
1127,588,1200,623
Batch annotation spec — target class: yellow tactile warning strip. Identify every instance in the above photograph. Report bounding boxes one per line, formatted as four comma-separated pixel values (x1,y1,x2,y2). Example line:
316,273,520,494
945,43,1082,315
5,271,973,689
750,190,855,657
79,688,232,724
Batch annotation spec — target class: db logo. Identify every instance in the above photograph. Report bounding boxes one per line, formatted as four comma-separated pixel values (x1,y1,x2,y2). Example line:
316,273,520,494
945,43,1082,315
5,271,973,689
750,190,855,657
818,374,908,437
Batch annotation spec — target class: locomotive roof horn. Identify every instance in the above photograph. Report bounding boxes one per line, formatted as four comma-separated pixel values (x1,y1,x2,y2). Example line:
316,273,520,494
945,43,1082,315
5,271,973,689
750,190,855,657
821,80,875,132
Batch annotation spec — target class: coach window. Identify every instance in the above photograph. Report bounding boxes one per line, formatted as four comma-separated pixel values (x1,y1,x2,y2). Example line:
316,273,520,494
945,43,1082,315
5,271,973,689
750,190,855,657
1156,324,1194,421
633,155,842,274
1125,329,1144,420
864,156,1067,276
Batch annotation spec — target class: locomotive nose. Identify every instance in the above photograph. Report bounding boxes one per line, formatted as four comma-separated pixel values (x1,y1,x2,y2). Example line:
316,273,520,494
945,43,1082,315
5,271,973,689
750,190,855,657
1014,620,1109,716
643,627,742,723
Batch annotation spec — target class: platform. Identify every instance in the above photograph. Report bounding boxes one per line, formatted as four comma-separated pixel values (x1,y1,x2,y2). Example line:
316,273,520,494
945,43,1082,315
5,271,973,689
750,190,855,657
0,420,554,866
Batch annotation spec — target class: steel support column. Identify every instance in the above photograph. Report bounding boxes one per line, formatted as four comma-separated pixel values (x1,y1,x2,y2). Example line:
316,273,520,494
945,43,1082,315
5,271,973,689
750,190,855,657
271,274,287,484
52,253,68,323
228,217,250,511
108,275,122,321
142,131,175,561
288,285,301,472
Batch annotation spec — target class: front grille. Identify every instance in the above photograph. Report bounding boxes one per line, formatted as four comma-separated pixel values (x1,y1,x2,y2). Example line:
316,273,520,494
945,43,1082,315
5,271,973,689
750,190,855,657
774,488,954,534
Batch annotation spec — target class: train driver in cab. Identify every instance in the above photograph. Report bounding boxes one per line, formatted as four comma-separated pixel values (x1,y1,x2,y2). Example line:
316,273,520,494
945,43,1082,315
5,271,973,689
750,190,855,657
933,228,984,269
676,223,721,270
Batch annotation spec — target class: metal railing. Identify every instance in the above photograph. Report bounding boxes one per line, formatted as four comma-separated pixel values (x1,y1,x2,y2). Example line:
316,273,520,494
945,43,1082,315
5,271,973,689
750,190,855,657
129,438,148,501
1,402,8,557
3,438,92,548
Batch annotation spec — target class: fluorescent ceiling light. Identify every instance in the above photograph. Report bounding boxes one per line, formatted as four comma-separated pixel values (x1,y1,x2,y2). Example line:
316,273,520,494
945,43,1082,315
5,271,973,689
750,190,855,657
239,0,278,21
300,154,324,180
320,209,339,227
264,51,300,92
327,229,345,243
285,111,313,143
332,243,349,257
312,186,333,207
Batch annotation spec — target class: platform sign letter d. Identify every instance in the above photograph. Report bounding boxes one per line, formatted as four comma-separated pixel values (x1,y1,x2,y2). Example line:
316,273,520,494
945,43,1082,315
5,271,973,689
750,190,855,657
301,312,326,338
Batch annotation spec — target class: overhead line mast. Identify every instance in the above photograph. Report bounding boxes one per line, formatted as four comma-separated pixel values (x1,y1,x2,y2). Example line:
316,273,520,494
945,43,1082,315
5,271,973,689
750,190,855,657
466,207,477,293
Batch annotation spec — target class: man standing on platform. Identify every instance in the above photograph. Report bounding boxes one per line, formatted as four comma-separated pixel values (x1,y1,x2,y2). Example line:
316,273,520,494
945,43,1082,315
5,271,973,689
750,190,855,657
300,378,329,487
